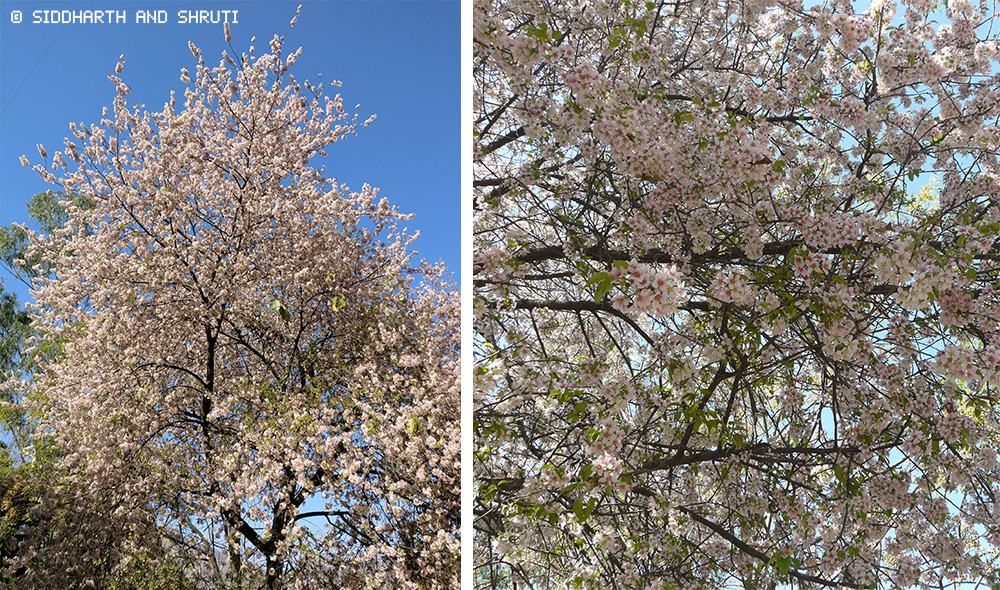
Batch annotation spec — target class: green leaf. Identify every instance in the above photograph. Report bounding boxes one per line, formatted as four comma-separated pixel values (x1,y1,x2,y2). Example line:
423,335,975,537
270,299,291,322
572,496,598,523
673,110,695,124
587,271,616,303
594,280,613,304
406,416,420,436
585,271,613,287
525,24,548,42
774,556,791,575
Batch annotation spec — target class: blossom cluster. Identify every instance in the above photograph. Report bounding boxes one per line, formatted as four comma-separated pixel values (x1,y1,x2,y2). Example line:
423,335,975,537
609,261,686,317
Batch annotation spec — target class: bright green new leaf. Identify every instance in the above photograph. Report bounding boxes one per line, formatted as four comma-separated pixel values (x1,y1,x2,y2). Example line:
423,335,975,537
406,416,421,436
271,299,291,322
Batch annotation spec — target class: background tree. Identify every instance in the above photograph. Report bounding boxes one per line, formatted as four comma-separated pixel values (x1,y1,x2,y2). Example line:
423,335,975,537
0,281,33,576
0,190,92,287
0,283,31,453
474,0,1000,588
0,191,72,585
10,19,459,590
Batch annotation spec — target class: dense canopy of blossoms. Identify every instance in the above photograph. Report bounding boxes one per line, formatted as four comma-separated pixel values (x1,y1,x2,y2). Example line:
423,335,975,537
8,24,459,590
474,0,1000,588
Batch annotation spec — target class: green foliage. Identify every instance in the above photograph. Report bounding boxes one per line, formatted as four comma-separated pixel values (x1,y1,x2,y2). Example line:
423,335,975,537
0,285,34,575
0,286,31,386
0,457,45,588
0,230,27,281
102,554,197,590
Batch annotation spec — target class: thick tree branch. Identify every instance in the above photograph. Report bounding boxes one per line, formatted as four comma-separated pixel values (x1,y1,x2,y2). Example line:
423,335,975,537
677,507,859,589
483,127,526,155
512,299,656,345
627,443,768,476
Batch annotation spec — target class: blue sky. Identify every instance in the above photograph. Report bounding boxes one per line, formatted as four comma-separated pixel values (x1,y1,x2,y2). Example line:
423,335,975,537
0,0,460,304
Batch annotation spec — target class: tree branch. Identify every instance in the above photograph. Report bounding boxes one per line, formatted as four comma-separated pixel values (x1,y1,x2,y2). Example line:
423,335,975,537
677,506,859,589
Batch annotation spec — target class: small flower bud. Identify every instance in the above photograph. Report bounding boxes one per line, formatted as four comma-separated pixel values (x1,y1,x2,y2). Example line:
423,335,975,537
224,22,232,43
37,144,47,159
19,155,29,167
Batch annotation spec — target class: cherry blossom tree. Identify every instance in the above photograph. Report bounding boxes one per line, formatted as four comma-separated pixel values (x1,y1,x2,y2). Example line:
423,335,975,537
474,0,1000,588
8,20,459,590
